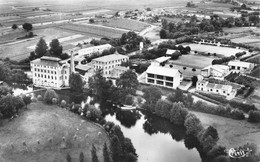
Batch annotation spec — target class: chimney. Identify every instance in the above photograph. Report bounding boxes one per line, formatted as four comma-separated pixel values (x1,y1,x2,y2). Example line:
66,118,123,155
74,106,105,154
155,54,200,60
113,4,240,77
70,50,75,74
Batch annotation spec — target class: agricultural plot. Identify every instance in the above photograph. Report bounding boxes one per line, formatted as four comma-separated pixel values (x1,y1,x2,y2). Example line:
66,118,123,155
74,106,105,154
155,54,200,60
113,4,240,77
58,24,126,38
231,35,260,44
184,43,247,57
223,27,260,34
101,18,150,32
249,67,260,79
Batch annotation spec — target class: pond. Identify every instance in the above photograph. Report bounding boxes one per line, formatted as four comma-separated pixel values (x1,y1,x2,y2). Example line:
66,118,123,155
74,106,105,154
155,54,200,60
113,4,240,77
12,85,202,162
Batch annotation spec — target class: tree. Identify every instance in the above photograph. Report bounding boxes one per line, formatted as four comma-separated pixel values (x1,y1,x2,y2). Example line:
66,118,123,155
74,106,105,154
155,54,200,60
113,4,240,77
69,73,85,92
66,154,72,162
167,88,184,103
43,89,58,105
92,144,99,162
103,143,111,162
80,152,85,162
35,38,48,58
170,102,188,125
160,29,167,39
28,31,34,38
0,85,13,96
116,70,139,95
248,110,260,123
199,126,219,153
22,23,33,31
49,39,63,57
110,136,123,162
85,105,102,121
89,19,95,23
161,19,168,30
12,24,18,30
143,86,162,112
21,95,31,108
191,76,198,87
184,113,203,136
155,99,172,119
0,94,25,118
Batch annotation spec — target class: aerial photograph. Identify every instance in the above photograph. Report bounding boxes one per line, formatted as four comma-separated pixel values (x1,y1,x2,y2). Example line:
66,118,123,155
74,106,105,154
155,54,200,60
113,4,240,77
0,0,259,161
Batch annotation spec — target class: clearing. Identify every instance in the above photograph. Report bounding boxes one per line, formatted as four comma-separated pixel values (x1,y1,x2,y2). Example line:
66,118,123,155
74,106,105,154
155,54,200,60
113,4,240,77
0,102,109,162
192,111,260,149
184,43,247,57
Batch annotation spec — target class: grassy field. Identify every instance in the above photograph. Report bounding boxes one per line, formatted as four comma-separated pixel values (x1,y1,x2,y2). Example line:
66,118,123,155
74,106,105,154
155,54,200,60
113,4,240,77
250,66,260,79
57,24,126,38
101,18,150,32
184,43,247,57
169,53,214,69
192,111,260,149
0,102,109,162
0,28,78,61
223,27,260,34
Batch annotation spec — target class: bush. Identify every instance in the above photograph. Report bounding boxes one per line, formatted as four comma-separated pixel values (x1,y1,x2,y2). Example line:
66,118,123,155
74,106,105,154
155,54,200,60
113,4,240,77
230,109,245,120
43,89,58,105
61,100,67,108
37,95,42,101
124,95,134,105
248,110,260,123
52,98,58,104
85,105,102,121
31,97,37,102
229,100,256,113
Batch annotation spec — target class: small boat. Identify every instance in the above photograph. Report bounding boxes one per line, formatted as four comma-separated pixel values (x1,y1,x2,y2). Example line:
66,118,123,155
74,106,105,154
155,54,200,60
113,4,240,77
119,105,137,111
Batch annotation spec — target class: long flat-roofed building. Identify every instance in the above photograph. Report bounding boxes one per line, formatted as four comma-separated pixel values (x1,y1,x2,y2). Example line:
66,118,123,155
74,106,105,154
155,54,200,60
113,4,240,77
92,53,129,77
30,56,72,88
145,65,183,89
78,44,112,57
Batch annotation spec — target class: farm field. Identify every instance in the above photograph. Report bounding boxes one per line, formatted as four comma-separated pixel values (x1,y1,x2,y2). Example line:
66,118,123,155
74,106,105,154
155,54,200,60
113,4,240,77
193,111,260,149
231,35,260,44
101,18,150,32
0,102,109,162
57,24,126,38
0,28,80,61
249,66,260,79
168,53,214,69
184,43,247,57
223,27,260,34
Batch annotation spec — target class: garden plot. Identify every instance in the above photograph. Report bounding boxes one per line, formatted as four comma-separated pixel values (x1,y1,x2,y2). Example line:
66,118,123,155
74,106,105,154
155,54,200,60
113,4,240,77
184,43,247,57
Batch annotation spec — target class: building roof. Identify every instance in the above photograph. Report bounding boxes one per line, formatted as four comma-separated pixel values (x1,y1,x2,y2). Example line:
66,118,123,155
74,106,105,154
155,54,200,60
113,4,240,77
31,57,61,67
146,65,180,77
228,61,252,68
113,66,129,71
166,49,177,55
75,64,92,71
92,54,128,62
154,56,171,63
202,65,229,73
221,85,232,91
206,83,215,89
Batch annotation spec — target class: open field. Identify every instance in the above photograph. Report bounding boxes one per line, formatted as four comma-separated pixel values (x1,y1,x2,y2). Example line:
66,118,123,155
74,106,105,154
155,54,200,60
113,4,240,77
184,43,247,57
223,27,260,34
0,102,109,162
57,24,126,38
101,18,150,32
250,66,260,79
168,54,214,69
193,111,260,149
0,28,81,61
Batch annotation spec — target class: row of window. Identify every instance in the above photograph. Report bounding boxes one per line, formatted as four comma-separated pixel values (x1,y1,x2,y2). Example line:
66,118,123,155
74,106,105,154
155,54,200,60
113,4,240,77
94,63,121,70
34,64,57,69
147,73,174,81
147,79,173,87
95,58,127,65
34,73,67,80
199,87,228,95
34,68,58,74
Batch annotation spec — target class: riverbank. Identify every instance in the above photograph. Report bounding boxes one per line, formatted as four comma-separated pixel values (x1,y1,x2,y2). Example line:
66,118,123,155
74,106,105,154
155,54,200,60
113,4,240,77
192,111,260,149
0,102,110,162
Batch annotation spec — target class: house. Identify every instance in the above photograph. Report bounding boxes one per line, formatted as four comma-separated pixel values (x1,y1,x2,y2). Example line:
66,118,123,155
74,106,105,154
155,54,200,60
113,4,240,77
201,65,229,79
228,61,254,73
151,56,171,66
30,56,72,88
145,65,183,89
78,44,112,57
196,80,237,98
166,49,179,57
92,53,129,77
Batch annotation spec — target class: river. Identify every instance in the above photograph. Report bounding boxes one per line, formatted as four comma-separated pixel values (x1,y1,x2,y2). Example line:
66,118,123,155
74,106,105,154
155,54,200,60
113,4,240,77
12,86,202,162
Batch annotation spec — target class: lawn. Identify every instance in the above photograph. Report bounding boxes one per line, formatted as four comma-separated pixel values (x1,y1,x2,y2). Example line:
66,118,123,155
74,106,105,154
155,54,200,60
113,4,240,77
168,53,214,69
101,18,150,32
192,111,260,149
184,43,247,57
57,24,126,38
0,102,109,162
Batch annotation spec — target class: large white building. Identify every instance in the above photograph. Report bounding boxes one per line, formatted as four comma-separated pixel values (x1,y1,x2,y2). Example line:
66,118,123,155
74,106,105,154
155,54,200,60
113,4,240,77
201,65,229,79
30,56,72,88
228,61,254,73
78,44,112,57
145,65,183,89
92,53,129,77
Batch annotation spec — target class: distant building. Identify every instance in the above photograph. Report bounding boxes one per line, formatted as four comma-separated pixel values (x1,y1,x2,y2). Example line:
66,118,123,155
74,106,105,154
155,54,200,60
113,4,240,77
151,56,171,66
78,44,112,57
196,80,237,98
92,53,129,77
228,61,254,73
145,65,183,89
201,65,229,79
30,56,71,88
166,49,179,57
